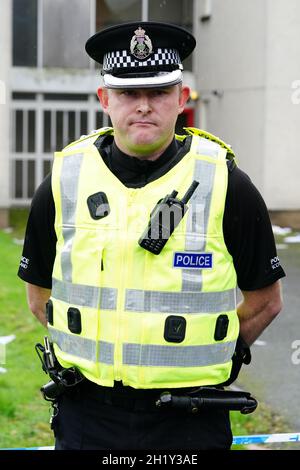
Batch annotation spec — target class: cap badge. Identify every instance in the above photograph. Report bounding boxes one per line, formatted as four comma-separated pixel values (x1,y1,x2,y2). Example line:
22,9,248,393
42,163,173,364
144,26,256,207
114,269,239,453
130,26,153,60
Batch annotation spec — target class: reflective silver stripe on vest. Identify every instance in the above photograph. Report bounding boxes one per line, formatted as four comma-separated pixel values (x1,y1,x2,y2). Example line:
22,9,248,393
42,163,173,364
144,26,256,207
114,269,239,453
182,158,216,291
49,328,114,364
123,341,236,367
52,278,117,310
125,288,236,313
60,153,84,282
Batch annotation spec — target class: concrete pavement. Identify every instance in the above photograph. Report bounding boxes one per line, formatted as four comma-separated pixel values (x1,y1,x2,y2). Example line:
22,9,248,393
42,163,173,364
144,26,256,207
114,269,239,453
237,239,300,449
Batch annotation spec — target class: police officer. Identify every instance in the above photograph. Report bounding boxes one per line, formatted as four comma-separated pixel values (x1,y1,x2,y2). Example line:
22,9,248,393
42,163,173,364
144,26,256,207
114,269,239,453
18,22,285,450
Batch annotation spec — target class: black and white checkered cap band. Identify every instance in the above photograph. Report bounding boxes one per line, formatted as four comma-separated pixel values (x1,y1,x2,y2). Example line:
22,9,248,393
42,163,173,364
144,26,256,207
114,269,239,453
103,48,181,72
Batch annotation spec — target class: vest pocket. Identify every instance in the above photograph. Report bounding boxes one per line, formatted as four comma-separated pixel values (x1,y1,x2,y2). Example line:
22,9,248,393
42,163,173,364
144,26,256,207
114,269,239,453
67,307,82,334
46,299,54,325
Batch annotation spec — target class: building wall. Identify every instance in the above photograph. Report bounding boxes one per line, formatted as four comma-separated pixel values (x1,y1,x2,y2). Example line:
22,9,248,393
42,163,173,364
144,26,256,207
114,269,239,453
0,0,11,226
194,0,300,210
194,0,266,191
263,0,300,209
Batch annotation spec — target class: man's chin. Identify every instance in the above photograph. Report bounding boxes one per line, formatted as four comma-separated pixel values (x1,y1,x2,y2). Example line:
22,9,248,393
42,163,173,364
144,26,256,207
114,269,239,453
129,145,166,160
130,131,157,145
129,138,160,155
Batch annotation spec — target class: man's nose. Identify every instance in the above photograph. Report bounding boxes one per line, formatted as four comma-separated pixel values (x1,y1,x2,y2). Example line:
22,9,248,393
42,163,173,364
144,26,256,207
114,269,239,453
136,96,151,114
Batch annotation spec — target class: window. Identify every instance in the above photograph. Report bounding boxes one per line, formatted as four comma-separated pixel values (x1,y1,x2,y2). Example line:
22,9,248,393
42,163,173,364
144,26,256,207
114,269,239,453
12,0,194,69
14,109,36,153
14,160,36,198
96,0,193,70
14,160,23,198
27,160,36,197
96,0,141,30
43,0,90,68
43,107,89,153
13,0,37,66
12,93,106,200
148,0,193,70
148,0,192,28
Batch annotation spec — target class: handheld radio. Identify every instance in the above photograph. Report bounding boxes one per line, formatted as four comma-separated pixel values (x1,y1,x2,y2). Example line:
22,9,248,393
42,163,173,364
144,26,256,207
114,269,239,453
138,180,199,255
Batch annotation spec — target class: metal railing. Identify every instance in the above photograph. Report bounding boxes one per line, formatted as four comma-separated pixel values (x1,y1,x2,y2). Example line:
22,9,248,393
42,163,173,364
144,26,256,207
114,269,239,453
10,93,109,205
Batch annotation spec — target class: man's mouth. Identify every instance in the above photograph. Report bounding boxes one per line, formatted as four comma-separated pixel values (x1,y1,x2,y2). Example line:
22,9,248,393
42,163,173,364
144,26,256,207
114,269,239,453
131,121,155,126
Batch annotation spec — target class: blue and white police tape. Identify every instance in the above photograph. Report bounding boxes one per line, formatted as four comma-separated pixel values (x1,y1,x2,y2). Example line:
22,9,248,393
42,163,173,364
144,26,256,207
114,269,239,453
232,432,300,445
1,433,300,449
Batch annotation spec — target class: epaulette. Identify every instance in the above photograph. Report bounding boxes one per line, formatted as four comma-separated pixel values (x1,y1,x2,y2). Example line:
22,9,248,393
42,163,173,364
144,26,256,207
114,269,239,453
63,127,114,150
183,127,235,159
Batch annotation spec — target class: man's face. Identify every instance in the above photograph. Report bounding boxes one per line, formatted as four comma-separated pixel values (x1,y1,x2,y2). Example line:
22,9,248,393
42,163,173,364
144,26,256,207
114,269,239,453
98,85,190,159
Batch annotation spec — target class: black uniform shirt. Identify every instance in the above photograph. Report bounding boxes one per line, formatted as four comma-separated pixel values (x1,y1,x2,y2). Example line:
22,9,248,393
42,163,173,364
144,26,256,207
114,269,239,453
18,135,285,289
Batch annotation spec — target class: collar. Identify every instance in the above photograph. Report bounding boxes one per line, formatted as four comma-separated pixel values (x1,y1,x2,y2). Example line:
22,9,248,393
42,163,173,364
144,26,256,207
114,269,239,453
111,139,180,173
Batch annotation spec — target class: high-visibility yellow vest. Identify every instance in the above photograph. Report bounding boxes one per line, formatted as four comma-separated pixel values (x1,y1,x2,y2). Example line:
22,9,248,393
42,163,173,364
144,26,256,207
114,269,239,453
49,127,239,389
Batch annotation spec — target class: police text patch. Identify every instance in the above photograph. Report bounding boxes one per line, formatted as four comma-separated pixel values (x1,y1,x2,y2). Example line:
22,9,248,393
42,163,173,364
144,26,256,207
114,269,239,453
173,252,213,269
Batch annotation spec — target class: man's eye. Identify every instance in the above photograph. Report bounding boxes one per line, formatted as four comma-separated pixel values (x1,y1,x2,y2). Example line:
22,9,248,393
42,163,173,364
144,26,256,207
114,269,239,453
121,90,135,97
152,89,168,96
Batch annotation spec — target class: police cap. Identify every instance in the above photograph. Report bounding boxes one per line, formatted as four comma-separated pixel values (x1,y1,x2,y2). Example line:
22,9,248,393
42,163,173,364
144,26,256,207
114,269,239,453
85,21,196,89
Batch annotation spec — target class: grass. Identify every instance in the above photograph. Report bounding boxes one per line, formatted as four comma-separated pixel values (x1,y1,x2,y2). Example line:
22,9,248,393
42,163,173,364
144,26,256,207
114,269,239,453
0,229,53,449
9,208,30,239
230,402,289,450
0,215,293,449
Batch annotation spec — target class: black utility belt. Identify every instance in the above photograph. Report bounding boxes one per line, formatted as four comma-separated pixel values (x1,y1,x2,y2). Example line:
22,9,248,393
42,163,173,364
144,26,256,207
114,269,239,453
84,379,200,399
41,374,257,415
36,337,256,414
83,382,257,414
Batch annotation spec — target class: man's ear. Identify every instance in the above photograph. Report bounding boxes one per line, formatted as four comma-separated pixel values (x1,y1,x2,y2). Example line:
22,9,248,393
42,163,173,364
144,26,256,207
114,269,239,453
97,87,109,114
178,86,191,114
